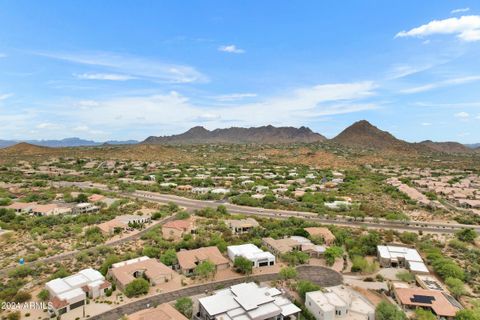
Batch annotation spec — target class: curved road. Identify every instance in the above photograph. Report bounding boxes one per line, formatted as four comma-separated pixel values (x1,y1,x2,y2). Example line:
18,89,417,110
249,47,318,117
89,265,342,320
0,214,176,277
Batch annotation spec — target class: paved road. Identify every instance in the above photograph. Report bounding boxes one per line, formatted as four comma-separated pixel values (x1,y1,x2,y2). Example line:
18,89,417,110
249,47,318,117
55,181,480,234
128,190,480,234
89,265,342,320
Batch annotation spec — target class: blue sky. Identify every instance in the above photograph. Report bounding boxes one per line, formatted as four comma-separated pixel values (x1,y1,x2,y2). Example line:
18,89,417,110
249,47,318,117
1,1,480,142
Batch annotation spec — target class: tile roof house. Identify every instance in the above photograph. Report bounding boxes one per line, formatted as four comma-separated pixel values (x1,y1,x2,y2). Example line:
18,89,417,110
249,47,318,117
108,256,176,291
225,218,260,234
88,194,105,202
263,236,326,257
128,303,188,320
97,214,151,234
31,204,71,216
7,202,37,214
162,217,196,240
176,246,230,275
394,287,462,319
304,227,336,246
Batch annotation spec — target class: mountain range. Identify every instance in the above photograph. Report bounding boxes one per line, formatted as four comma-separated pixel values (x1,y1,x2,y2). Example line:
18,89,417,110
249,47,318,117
0,121,478,154
0,137,138,148
143,125,326,145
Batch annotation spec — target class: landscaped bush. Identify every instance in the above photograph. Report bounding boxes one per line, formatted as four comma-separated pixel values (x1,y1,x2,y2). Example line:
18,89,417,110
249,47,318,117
124,278,149,298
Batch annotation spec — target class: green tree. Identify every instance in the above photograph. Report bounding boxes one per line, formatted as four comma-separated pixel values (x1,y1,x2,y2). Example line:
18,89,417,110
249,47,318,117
445,277,466,298
175,211,190,220
100,254,120,275
415,309,436,320
195,260,216,279
13,291,31,303
375,301,407,320
6,312,21,320
8,266,33,279
455,309,480,320
175,297,193,318
296,280,320,300
216,205,228,215
282,251,309,266
76,193,88,203
234,256,253,275
124,278,149,297
279,266,298,280
142,246,161,258
37,289,49,301
324,246,343,266
399,232,418,244
159,249,177,266
456,228,478,243
396,271,415,283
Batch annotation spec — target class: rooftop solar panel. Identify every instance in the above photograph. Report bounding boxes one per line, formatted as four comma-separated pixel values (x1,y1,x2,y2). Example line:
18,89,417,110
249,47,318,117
410,295,435,304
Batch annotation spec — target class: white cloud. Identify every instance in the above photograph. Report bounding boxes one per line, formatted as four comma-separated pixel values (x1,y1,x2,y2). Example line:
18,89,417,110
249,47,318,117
396,15,480,42
421,122,432,126
0,93,13,101
1,81,378,139
387,64,436,79
73,125,105,135
454,111,470,118
214,93,257,101
36,122,64,130
218,45,245,54
74,73,136,81
64,81,377,135
77,100,100,108
400,75,480,93
37,51,208,83
451,8,470,14
414,101,480,108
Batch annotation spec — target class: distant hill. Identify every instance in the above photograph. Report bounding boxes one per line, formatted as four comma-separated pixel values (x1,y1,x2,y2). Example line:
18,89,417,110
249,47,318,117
330,120,476,154
331,120,414,151
143,125,327,144
0,142,54,155
0,137,138,148
418,140,474,154
465,143,480,149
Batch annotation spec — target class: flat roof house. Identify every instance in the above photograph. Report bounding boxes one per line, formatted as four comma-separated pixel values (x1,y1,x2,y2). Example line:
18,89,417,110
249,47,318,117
45,268,110,316
377,245,429,274
108,256,176,291
227,244,276,268
198,282,301,320
225,218,260,234
393,287,462,319
305,286,375,320
129,303,188,320
73,202,100,214
177,246,230,276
